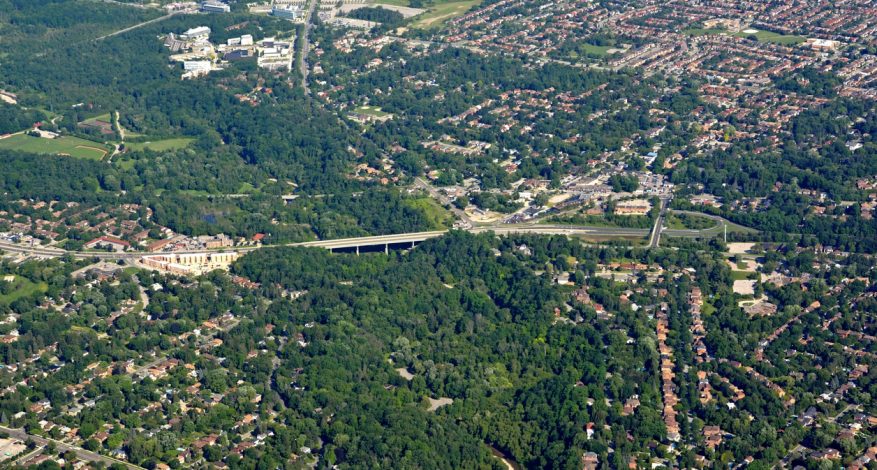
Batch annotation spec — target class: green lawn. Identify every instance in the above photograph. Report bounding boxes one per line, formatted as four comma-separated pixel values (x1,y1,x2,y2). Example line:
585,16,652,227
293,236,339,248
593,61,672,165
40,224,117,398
354,106,393,118
683,27,805,45
376,0,470,6
0,276,48,305
116,159,136,171
125,137,194,152
81,113,111,124
733,29,805,45
580,44,613,56
666,213,718,230
411,0,480,29
0,134,111,160
730,270,755,281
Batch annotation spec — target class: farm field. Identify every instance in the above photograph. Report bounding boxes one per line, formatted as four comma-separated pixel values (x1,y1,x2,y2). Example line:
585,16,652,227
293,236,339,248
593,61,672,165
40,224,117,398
0,134,111,160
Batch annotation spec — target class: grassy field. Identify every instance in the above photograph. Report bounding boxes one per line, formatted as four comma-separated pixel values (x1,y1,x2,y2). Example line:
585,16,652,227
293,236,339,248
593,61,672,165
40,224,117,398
411,0,480,29
683,27,805,45
125,138,195,152
81,113,111,124
0,276,48,305
665,212,717,230
0,134,111,160
731,270,756,281
354,106,392,117
733,29,805,45
578,44,614,57
406,197,455,229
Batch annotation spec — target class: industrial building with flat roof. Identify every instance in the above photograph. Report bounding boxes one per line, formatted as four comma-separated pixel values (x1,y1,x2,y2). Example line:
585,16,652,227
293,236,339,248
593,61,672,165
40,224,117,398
201,0,230,13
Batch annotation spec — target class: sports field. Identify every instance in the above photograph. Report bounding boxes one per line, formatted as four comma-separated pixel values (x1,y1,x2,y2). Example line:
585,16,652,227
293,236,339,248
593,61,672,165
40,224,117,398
0,134,111,160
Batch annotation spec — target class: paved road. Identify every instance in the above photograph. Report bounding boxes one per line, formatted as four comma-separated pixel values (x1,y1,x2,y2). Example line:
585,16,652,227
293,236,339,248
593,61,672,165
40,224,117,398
95,11,180,41
96,0,156,9
0,224,653,260
298,0,318,91
647,197,671,248
0,425,144,469
413,177,471,225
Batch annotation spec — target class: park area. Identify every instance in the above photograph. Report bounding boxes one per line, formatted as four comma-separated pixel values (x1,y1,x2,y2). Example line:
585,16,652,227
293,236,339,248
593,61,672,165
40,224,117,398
0,134,111,160
410,0,480,29
684,27,805,45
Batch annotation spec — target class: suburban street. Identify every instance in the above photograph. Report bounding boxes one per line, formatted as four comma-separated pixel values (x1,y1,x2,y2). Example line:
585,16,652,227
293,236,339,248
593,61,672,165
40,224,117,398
0,425,144,470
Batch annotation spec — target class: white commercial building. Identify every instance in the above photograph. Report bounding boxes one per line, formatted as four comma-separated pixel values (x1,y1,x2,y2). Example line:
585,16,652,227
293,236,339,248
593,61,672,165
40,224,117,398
180,26,211,41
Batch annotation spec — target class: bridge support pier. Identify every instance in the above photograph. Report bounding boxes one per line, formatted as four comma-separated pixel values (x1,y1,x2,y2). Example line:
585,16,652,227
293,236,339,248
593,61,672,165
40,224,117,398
385,244,389,255
356,246,360,256
411,241,415,249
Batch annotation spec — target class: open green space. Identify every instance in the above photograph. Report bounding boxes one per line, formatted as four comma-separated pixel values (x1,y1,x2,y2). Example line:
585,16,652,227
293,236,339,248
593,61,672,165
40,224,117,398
411,0,480,29
354,105,392,117
405,197,454,229
371,0,411,5
666,212,718,230
81,113,111,124
0,134,111,160
733,29,806,45
565,44,614,60
731,270,756,281
0,276,48,305
375,0,470,7
683,27,805,45
125,137,195,152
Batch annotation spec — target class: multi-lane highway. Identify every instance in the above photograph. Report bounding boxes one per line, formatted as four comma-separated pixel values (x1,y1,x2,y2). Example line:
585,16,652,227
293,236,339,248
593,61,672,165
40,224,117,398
647,197,671,248
0,224,650,261
0,207,746,261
